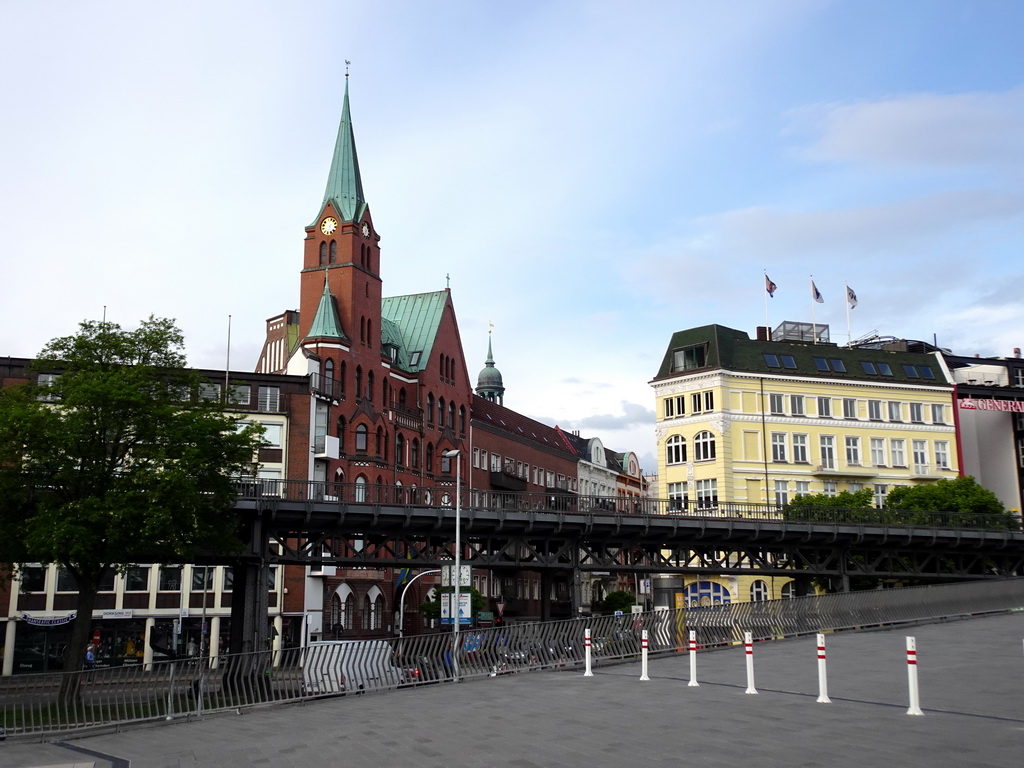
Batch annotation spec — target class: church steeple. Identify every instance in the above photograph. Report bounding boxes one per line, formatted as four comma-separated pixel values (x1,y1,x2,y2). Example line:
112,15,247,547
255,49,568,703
476,330,505,404
322,75,366,223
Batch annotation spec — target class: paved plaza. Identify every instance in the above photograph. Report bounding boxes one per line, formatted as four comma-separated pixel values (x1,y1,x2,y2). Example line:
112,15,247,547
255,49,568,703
3,612,1024,768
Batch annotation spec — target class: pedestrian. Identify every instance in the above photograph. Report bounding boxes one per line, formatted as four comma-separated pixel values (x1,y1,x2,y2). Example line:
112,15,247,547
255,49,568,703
85,644,95,670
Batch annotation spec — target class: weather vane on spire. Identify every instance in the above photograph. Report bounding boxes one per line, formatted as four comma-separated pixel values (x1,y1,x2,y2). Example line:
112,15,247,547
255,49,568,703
345,60,351,78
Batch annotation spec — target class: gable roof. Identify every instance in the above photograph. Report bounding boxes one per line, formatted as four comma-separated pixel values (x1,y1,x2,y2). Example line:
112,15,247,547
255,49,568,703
381,291,449,373
471,395,577,460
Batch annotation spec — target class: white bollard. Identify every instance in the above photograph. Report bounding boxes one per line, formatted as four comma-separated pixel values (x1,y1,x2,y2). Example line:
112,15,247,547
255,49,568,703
688,630,699,687
584,628,593,677
640,630,650,681
744,631,758,694
816,633,830,703
906,636,923,715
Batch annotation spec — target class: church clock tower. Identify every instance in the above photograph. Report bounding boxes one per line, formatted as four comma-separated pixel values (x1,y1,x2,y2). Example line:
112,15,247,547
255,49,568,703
299,75,382,346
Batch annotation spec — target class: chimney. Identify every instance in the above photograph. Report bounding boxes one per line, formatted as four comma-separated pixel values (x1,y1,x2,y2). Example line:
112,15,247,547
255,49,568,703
755,326,771,342
1015,347,1021,359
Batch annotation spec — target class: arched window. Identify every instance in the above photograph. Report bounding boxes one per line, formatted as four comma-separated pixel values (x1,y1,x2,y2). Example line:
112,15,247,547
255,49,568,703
450,359,456,382
426,394,435,424
319,241,327,266
324,359,334,397
459,406,466,434
362,587,383,630
395,433,405,467
448,401,456,428
367,371,374,403
411,438,420,469
367,320,373,348
398,388,407,409
336,416,345,452
340,361,346,394
781,581,796,599
750,580,769,602
382,380,389,409
354,475,367,502
426,443,434,474
355,424,368,452
355,366,363,399
330,589,352,634
375,426,383,456
360,317,366,344
694,431,716,461
666,435,687,465
438,398,445,427
329,240,337,264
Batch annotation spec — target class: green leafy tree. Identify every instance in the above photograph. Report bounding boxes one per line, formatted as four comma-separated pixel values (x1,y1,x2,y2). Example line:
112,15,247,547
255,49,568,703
885,476,1015,529
601,589,636,615
0,318,263,701
420,586,487,622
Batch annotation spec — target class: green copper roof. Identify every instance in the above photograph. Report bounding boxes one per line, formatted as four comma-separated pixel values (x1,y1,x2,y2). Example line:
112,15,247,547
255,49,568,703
477,334,504,388
321,78,365,223
306,278,348,341
381,291,449,373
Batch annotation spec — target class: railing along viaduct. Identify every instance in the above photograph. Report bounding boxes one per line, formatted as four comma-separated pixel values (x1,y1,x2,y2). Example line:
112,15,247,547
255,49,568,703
218,481,1024,653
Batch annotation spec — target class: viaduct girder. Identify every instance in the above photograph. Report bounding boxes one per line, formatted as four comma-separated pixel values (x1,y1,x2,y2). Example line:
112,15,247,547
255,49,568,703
231,497,1024,581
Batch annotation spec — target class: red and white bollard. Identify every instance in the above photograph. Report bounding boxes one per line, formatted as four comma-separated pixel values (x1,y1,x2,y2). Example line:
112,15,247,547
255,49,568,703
744,631,758,694
640,630,650,681
816,633,830,703
688,630,699,687
584,628,593,677
906,636,923,715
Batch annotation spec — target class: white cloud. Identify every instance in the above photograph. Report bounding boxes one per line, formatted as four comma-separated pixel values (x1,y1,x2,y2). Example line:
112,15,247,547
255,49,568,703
789,88,1024,170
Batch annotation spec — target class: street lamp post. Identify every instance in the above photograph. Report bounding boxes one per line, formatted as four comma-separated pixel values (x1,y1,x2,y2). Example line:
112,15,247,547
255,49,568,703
397,569,440,638
443,449,461,680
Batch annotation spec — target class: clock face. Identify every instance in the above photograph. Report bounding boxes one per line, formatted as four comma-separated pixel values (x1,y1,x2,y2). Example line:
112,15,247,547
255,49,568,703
320,217,338,236
361,222,370,238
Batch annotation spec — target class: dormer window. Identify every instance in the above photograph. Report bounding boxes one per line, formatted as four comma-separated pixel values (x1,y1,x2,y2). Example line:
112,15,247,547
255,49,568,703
672,344,707,372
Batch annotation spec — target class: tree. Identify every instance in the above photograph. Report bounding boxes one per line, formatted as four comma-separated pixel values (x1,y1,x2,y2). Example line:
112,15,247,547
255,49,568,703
420,586,486,623
885,476,1015,529
601,590,636,615
0,318,263,700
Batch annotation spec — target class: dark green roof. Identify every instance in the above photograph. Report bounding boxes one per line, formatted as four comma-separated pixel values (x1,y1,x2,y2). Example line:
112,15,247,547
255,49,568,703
653,324,949,385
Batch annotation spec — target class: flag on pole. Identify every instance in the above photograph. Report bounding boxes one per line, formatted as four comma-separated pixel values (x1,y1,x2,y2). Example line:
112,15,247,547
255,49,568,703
765,274,778,297
846,286,858,309
811,280,824,303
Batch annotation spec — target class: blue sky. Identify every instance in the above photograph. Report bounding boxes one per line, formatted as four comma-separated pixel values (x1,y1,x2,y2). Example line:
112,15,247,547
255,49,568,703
2,1,1023,473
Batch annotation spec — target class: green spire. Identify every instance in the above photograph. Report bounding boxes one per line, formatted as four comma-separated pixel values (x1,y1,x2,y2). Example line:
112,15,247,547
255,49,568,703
323,77,365,222
306,278,347,341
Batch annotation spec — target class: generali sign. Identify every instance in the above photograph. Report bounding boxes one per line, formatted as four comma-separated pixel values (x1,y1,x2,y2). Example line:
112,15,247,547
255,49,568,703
959,398,1024,413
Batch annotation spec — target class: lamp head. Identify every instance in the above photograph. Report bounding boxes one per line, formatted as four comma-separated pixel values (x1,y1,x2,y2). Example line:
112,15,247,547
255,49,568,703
443,449,461,458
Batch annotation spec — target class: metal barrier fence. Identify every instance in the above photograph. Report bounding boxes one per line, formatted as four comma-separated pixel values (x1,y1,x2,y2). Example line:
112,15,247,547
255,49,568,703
4,578,1024,740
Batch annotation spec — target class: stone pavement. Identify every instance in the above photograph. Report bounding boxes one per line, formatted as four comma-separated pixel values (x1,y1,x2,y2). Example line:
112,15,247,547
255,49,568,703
4,612,1024,768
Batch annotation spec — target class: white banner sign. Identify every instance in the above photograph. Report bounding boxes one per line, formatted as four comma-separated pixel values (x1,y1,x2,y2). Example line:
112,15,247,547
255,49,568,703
960,398,1024,413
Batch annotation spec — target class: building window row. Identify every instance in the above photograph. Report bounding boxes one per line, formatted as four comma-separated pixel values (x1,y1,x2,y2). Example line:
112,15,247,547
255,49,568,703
662,390,714,419
768,432,950,474
765,393,947,425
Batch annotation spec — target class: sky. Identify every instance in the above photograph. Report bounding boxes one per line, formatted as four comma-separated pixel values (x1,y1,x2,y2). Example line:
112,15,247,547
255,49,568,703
2,0,1023,474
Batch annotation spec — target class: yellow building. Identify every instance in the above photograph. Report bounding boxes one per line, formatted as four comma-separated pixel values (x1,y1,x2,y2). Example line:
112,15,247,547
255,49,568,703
650,322,958,605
